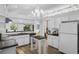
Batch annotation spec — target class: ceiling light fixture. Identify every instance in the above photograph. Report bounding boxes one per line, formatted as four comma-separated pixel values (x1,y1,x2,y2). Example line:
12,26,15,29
32,8,44,18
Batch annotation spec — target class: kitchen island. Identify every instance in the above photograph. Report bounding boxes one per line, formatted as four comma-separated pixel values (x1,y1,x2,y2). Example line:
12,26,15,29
30,35,47,54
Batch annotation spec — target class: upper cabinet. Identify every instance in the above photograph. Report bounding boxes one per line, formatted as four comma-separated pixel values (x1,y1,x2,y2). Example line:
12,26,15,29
0,16,6,33
0,16,5,23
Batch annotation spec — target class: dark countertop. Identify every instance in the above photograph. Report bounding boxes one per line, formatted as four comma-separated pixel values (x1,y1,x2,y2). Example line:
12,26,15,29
31,35,45,40
48,33,59,36
6,31,35,36
6,31,33,33
62,20,79,23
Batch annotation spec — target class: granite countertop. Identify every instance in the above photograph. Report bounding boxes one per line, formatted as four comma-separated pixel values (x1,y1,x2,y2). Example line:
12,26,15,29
48,33,59,36
6,31,34,33
31,35,45,40
5,31,35,36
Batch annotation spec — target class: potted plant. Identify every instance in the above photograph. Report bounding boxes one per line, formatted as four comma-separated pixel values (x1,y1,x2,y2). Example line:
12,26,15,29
10,23,17,32
23,24,31,31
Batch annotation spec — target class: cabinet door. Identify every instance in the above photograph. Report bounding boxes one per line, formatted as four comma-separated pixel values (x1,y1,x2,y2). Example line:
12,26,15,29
13,35,29,46
60,22,77,34
48,35,51,46
24,35,29,45
52,36,58,48
0,23,6,33
16,36,24,46
48,35,53,46
59,34,77,54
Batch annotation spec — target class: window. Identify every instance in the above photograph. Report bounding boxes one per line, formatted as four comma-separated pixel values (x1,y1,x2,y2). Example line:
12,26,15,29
6,22,34,32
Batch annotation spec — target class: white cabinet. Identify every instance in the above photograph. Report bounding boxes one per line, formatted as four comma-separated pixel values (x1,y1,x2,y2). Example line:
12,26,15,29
48,35,53,46
0,17,6,33
52,36,59,48
59,33,77,54
16,35,29,46
8,35,29,46
48,35,59,49
0,17,5,23
60,22,77,34
59,22,78,54
0,23,6,33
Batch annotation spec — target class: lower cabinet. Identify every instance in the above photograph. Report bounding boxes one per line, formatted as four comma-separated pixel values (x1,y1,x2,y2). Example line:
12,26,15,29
8,35,29,46
48,35,59,49
48,35,53,46
59,34,77,54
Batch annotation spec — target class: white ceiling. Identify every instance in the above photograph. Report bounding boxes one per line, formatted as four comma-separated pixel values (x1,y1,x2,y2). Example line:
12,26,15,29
0,4,68,19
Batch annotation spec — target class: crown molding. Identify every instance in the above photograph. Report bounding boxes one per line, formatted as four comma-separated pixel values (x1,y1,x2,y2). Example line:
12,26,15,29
44,5,79,17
